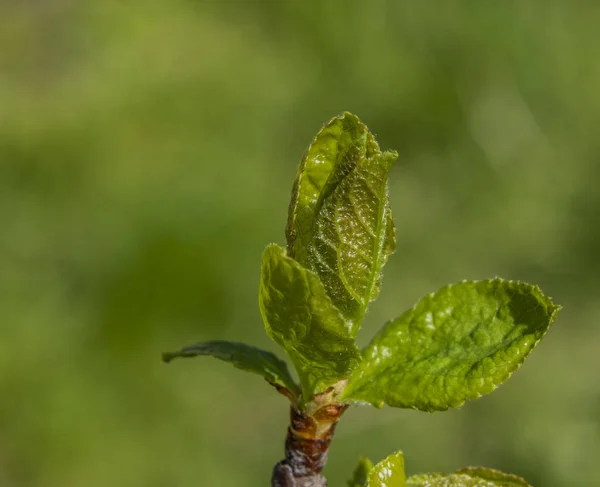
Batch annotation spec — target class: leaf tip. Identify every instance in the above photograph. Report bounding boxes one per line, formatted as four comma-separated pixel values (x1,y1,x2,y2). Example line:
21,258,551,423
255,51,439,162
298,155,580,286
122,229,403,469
529,282,561,325
549,302,562,321
339,110,360,121
382,149,399,165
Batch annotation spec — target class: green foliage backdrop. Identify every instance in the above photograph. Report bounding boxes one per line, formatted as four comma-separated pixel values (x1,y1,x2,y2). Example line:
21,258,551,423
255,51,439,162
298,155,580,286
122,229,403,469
1,1,598,486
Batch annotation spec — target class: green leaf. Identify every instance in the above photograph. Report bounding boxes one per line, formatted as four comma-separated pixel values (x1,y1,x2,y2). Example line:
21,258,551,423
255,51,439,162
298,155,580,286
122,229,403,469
259,243,361,400
347,457,374,487
408,467,531,486
162,340,300,398
286,111,372,264
306,148,397,332
341,279,560,411
286,111,398,333
456,467,531,486
367,451,406,487
353,458,529,487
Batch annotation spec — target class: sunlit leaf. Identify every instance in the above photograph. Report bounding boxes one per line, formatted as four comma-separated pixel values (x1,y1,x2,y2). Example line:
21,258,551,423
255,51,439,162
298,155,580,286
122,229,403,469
367,451,406,487
456,467,531,486
341,279,560,411
162,340,300,398
286,111,398,333
259,243,361,399
286,112,373,265
408,467,532,486
306,147,397,332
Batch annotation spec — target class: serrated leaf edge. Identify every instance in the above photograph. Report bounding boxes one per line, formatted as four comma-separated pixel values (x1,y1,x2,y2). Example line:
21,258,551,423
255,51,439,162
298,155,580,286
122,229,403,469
341,278,561,411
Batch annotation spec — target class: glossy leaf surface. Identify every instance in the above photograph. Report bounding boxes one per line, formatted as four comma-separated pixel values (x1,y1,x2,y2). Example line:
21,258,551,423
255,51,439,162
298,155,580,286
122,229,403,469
348,457,374,487
286,112,398,333
162,340,299,397
259,243,360,399
408,467,531,486
367,451,406,487
306,147,397,332
342,279,560,411
286,112,368,264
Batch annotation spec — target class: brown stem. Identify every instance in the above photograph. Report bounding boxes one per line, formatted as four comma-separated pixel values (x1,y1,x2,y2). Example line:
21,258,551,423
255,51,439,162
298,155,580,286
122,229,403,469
271,396,348,487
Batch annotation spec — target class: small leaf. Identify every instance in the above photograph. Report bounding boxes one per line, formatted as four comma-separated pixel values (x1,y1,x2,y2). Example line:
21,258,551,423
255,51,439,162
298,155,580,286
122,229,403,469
408,467,532,486
341,279,560,411
457,467,531,486
162,340,300,398
259,243,361,400
286,112,371,264
347,457,374,487
367,451,406,487
286,111,398,333
306,148,397,332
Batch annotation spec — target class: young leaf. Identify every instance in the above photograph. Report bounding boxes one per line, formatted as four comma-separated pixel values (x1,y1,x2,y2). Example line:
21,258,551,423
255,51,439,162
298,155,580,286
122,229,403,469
457,467,531,486
162,340,300,398
286,111,372,264
367,451,406,487
259,243,361,400
286,111,398,333
306,148,397,333
341,279,560,411
408,467,531,486
347,457,374,487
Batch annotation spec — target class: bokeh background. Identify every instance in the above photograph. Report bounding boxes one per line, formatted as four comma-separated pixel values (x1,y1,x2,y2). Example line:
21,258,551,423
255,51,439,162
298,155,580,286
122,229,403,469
1,1,599,486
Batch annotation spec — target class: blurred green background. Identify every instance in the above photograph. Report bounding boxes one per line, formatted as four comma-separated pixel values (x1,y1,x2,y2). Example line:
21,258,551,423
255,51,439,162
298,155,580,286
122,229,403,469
1,1,598,486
